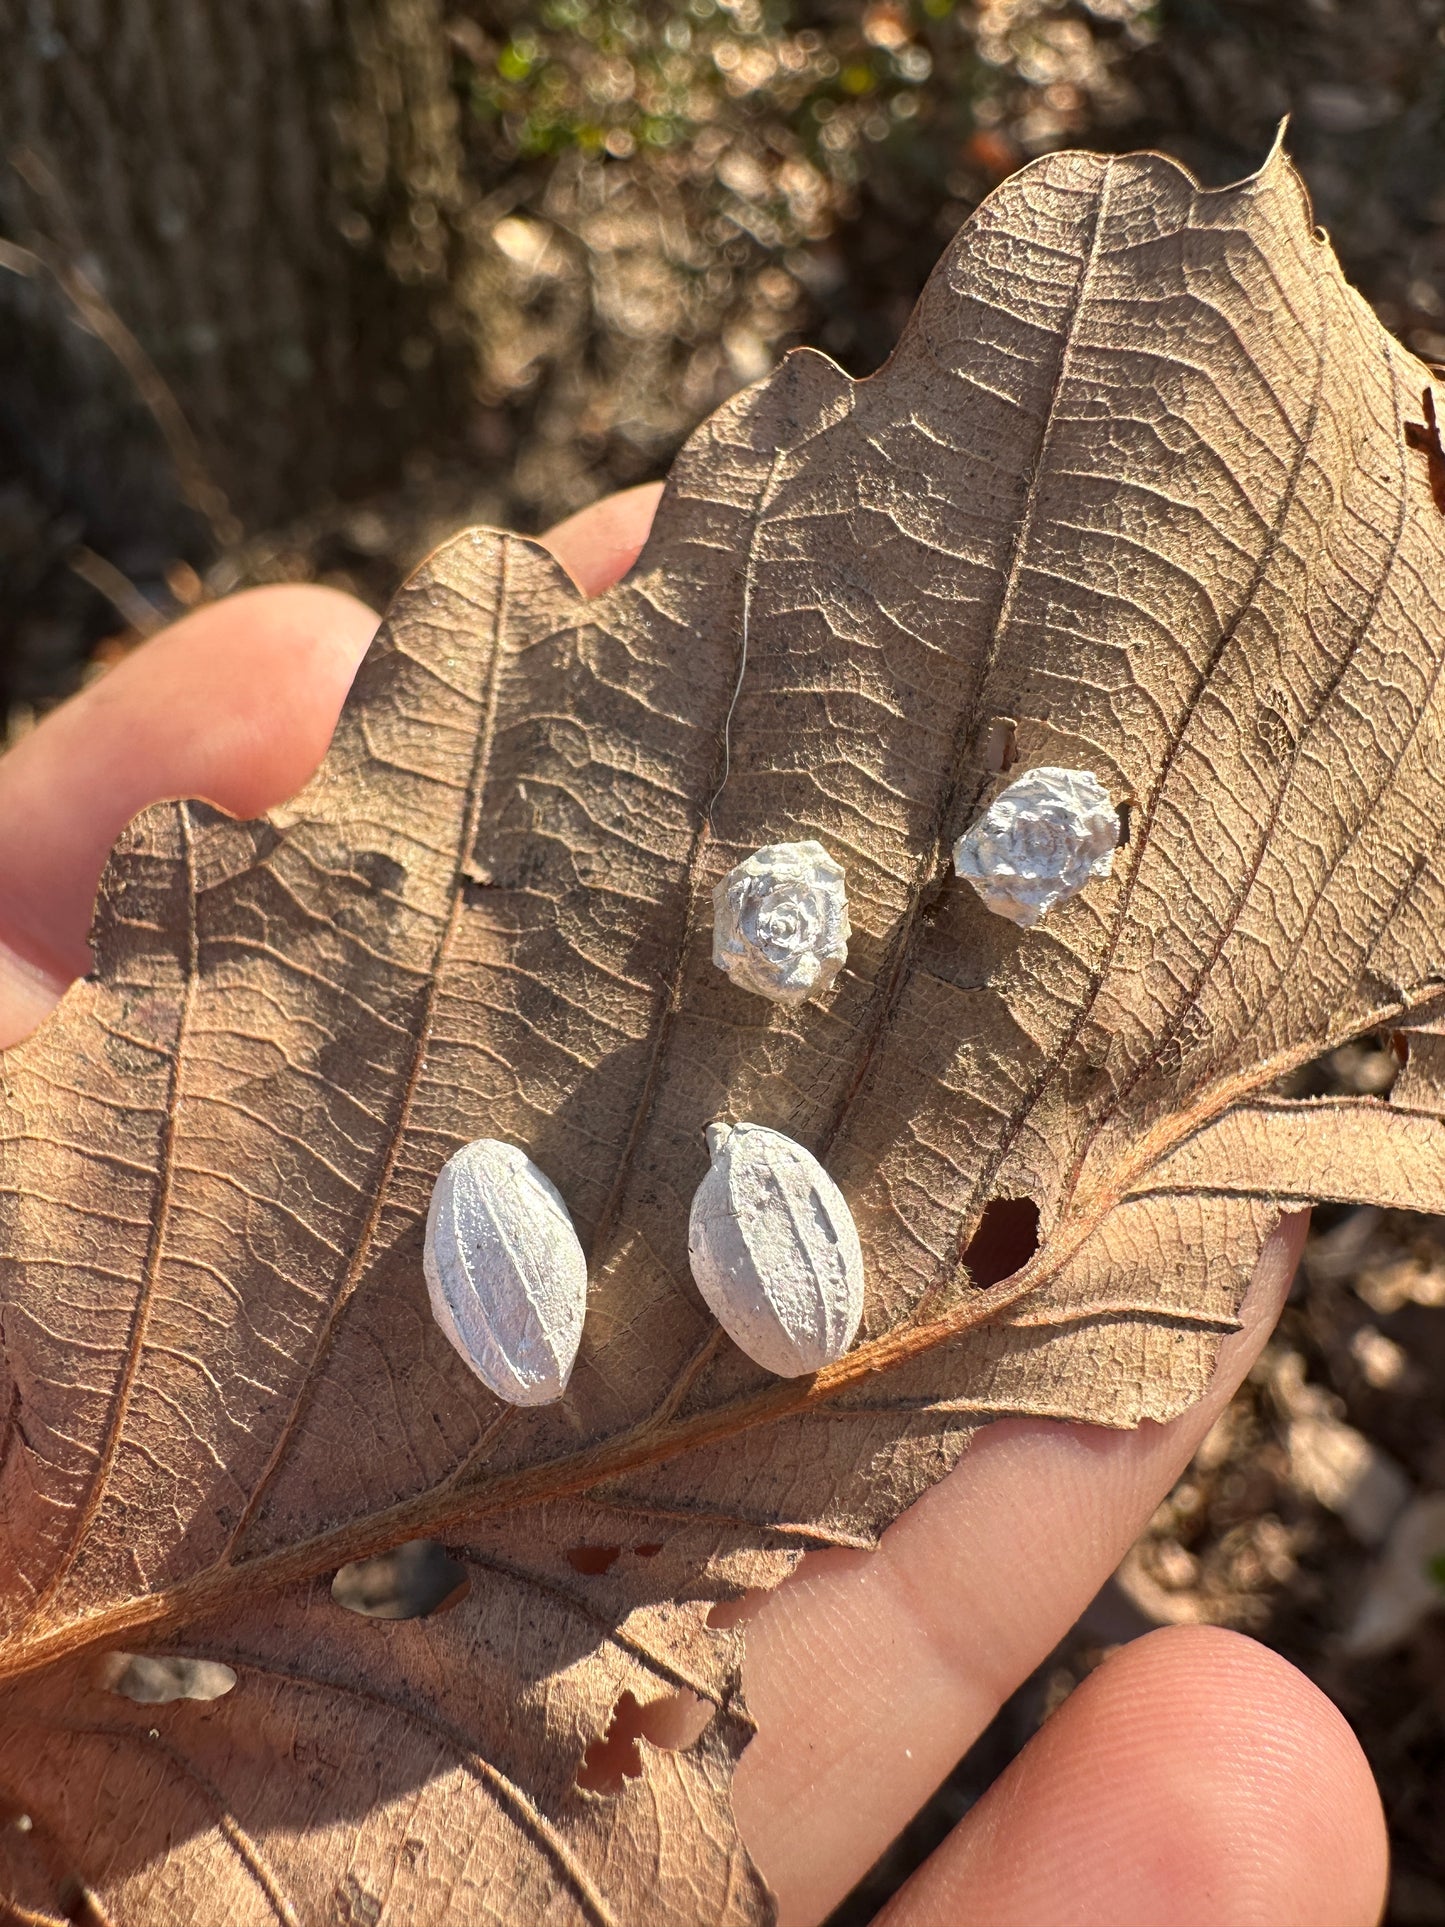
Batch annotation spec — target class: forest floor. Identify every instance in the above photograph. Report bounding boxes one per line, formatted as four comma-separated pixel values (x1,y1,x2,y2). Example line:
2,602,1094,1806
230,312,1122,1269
5,2,1445,1921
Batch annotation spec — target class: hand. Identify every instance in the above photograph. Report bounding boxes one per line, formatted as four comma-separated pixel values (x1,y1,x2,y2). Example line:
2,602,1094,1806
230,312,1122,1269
0,485,1388,1927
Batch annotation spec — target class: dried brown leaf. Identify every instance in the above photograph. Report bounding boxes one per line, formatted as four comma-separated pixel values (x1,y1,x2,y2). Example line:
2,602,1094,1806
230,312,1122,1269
3,141,1445,1923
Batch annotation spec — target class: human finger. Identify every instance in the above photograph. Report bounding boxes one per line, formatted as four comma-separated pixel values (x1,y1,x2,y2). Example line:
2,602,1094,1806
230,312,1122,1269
0,586,376,1042
539,481,664,594
877,1624,1387,1927
734,1212,1312,1924
0,483,667,1048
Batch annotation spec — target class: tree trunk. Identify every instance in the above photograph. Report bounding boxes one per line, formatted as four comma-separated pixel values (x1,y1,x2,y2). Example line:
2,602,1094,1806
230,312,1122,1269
0,0,475,532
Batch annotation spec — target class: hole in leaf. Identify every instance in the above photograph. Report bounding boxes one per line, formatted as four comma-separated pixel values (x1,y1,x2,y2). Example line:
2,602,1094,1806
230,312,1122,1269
984,716,1018,773
1116,798,1131,846
633,1542,664,1560
332,1540,468,1620
59,1876,109,1926
97,1654,237,1704
963,1196,1040,1289
1273,1029,1401,1101
565,1544,622,1576
1405,385,1445,516
576,1689,715,1794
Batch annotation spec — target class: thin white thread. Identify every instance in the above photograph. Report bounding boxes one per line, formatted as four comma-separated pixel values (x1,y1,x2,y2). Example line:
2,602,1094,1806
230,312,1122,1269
706,560,751,830
706,443,790,828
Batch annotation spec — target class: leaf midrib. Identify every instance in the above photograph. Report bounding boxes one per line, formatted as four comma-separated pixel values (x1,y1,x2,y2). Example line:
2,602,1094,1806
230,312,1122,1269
814,162,1112,1177
23,803,201,1629
219,541,517,1558
961,178,1335,1247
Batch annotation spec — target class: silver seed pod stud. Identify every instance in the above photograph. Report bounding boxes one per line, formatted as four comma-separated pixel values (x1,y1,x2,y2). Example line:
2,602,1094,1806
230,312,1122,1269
954,766,1119,928
712,840,850,1005
424,1139,588,1406
688,1122,864,1377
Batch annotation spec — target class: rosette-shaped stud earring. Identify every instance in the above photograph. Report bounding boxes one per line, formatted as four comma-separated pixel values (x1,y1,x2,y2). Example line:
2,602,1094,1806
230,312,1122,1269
954,766,1119,928
712,841,850,1005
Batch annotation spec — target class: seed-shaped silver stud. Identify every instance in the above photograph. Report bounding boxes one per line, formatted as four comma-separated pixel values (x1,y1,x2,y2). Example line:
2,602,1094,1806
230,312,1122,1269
687,1122,864,1377
954,766,1119,928
424,1139,587,1406
712,841,850,1005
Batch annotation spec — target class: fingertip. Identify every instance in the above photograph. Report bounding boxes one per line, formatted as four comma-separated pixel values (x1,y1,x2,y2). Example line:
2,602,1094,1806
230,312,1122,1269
1089,1627,1386,1927
884,1625,1387,1927
540,481,665,595
204,580,378,640
103,585,379,815
0,584,377,1016
0,491,663,1053
735,1210,1317,1926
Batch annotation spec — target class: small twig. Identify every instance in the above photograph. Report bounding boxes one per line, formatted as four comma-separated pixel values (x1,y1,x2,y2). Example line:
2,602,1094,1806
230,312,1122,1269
66,547,166,638
4,152,237,546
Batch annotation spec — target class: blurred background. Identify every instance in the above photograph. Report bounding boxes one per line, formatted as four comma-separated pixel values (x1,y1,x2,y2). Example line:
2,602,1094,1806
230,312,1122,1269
3,2,1444,1920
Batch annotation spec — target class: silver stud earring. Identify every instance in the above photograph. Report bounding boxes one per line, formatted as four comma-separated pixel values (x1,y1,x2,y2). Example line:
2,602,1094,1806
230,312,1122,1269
687,1122,864,1377
954,766,1119,928
712,841,850,1005
424,1140,587,1406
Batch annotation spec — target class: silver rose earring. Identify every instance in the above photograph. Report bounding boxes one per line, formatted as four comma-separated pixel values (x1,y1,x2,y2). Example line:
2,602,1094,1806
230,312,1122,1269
954,766,1119,928
712,840,850,1005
